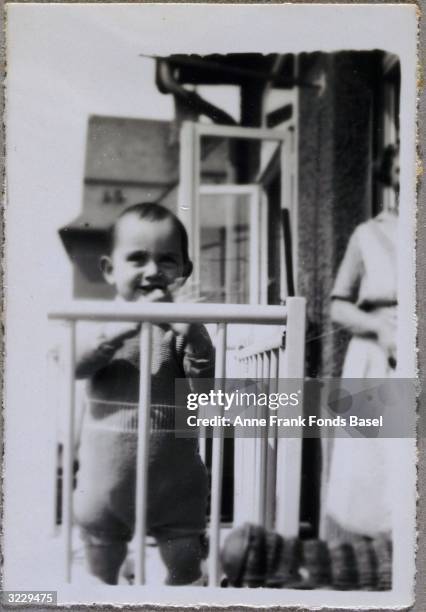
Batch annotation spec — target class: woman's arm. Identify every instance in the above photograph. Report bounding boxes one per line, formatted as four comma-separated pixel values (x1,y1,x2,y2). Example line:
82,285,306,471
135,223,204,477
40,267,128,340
331,299,379,338
331,299,396,361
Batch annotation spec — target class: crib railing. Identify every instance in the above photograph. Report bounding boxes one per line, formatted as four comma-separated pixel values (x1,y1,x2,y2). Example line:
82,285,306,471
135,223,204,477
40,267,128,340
235,299,306,537
48,298,306,586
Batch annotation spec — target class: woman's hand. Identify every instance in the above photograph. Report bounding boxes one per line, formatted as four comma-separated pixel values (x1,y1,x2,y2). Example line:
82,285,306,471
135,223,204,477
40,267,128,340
331,300,397,367
376,316,397,365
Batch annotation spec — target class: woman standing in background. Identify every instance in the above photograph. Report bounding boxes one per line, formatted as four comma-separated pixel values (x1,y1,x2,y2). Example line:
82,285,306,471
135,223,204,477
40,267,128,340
325,144,399,539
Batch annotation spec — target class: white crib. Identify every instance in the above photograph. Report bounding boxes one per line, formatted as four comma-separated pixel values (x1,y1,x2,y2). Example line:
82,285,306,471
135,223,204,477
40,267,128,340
48,297,306,587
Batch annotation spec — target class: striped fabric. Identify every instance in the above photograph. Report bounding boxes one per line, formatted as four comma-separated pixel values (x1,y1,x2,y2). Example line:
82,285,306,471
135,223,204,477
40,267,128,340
84,397,185,433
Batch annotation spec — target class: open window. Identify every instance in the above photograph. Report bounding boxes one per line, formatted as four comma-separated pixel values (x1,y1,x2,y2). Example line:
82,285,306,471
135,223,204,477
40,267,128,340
178,121,298,305
177,119,304,532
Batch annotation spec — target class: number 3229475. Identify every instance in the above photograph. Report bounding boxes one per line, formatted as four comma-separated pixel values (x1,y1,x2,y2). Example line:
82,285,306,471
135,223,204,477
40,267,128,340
3,591,57,605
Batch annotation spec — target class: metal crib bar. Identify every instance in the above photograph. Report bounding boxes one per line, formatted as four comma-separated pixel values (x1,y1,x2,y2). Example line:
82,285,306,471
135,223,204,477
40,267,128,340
48,342,60,537
134,323,153,585
255,350,271,526
208,322,227,587
256,353,264,379
233,432,243,527
233,355,244,526
265,348,279,529
263,351,271,392
248,355,258,517
49,301,288,325
253,353,264,523
242,356,249,377
63,322,76,583
235,357,249,523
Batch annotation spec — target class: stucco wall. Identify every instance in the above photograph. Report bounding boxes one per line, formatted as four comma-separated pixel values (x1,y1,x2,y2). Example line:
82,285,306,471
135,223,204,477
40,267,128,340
298,51,383,536
298,51,379,379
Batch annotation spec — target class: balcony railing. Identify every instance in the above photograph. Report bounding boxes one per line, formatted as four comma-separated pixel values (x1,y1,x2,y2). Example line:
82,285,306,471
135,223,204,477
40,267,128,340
48,297,306,587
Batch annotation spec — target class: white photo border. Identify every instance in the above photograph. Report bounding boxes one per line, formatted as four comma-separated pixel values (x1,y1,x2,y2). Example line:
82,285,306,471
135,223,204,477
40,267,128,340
3,2,420,609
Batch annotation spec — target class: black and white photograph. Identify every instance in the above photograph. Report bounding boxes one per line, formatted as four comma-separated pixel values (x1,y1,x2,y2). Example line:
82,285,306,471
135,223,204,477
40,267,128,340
3,4,418,608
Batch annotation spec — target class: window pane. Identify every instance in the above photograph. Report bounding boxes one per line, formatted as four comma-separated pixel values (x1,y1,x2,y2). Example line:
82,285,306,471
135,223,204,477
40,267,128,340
199,193,252,304
199,133,281,185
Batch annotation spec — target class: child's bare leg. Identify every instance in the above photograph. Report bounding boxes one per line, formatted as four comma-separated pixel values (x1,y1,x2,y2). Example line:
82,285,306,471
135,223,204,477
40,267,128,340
83,533,127,585
158,536,203,585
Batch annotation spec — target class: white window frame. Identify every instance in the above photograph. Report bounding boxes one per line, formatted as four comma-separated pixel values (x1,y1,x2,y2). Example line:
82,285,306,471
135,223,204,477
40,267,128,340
198,183,262,305
178,121,298,304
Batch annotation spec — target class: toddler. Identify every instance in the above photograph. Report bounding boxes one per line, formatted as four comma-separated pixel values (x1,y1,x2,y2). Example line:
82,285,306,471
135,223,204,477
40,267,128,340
74,203,214,585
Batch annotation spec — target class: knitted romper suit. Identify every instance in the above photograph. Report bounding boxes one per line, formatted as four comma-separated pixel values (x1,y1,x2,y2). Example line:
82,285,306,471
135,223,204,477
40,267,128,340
74,324,215,543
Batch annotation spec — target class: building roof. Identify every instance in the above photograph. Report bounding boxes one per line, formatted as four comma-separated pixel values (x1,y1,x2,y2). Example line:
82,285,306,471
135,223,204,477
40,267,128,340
84,115,178,184
60,114,232,282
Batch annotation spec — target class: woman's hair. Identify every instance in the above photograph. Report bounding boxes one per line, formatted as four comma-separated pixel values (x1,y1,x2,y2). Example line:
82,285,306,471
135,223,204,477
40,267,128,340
375,143,399,188
108,202,191,267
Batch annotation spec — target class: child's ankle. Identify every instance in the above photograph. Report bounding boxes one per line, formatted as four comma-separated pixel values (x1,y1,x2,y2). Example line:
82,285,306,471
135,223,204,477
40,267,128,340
165,569,202,586
84,540,127,585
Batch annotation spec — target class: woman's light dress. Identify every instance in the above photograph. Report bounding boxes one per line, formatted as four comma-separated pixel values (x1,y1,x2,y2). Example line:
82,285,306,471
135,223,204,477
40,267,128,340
326,211,397,536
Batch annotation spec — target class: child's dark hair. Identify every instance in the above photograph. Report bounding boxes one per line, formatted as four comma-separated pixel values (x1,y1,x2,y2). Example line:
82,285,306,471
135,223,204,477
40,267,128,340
108,202,191,266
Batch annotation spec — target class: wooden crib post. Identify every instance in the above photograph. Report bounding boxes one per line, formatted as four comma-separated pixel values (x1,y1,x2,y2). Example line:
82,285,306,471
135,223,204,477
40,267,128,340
275,297,306,537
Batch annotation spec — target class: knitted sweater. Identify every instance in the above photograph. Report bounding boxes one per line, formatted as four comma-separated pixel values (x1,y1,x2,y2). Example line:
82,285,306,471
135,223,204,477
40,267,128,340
73,323,215,541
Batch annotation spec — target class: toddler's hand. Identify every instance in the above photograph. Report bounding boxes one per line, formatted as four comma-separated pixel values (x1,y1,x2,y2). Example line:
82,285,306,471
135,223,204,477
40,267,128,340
157,321,192,337
136,288,170,303
167,277,191,303
99,322,141,348
169,322,192,337
75,322,141,379
152,277,193,336
134,277,189,304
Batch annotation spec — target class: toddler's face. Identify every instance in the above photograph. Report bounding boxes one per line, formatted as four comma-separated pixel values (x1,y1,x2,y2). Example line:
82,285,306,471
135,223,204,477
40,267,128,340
102,215,187,302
